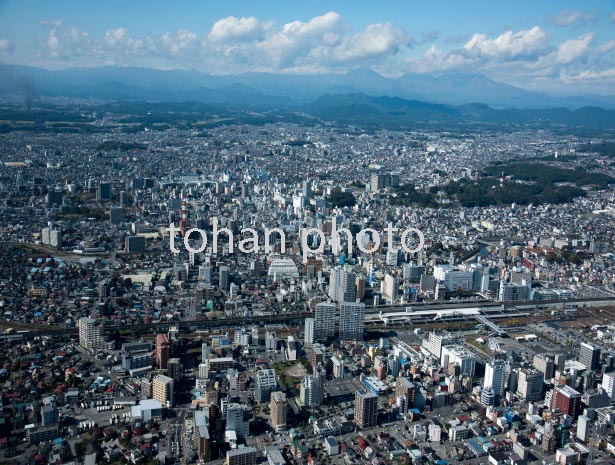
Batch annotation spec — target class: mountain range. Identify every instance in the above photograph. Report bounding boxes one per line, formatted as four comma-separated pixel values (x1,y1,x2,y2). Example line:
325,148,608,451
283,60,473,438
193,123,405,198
1,64,614,110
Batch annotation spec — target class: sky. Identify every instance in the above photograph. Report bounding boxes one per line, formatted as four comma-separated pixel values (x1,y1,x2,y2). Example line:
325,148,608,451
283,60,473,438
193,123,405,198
0,0,614,94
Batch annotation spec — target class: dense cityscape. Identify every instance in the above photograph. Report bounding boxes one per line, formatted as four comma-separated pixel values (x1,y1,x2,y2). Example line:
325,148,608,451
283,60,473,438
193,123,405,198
0,103,614,465
1,2,615,465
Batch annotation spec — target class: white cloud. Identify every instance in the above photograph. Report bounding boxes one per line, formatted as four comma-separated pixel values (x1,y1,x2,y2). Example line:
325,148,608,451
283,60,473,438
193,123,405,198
326,23,410,62
161,30,198,56
562,68,615,82
208,16,265,42
45,25,91,59
104,28,128,47
256,12,344,68
555,33,594,64
16,14,615,94
546,10,597,27
597,40,615,54
463,26,548,59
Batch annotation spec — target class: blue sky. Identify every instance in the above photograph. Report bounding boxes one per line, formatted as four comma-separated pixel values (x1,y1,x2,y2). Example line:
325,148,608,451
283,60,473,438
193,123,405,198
0,0,614,94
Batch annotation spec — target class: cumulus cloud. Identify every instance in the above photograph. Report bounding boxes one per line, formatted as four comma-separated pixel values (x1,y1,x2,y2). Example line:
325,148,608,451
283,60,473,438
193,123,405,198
18,13,615,93
463,26,548,59
45,25,92,59
546,10,597,27
208,16,265,42
256,11,344,68
313,22,410,63
555,33,594,64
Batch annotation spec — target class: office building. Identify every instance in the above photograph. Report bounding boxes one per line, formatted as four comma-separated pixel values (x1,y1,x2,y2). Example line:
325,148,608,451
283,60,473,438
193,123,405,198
255,369,278,403
553,385,582,419
499,282,530,302
226,403,249,438
579,342,601,371
484,360,506,397
516,368,543,402
602,372,615,400
441,346,476,377
382,274,399,303
355,390,378,429
125,235,146,253
339,301,365,341
96,182,112,201
219,266,230,291
533,354,555,382
110,206,124,224
422,332,455,359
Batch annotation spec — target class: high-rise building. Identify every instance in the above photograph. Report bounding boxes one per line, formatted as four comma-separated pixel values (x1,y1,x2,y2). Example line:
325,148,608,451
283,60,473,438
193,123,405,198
96,182,112,201
78,317,105,350
226,403,249,438
109,206,124,224
167,358,182,381
516,368,543,402
194,410,211,462
121,341,153,372
314,301,336,341
125,235,146,253
498,282,530,302
579,342,601,371
484,360,506,397
533,354,555,382
155,334,170,370
152,374,174,407
552,385,582,419
602,372,615,400
300,365,325,408
270,391,288,432
49,230,62,248
304,318,314,348
40,397,58,426
119,191,130,207
382,274,399,303
339,301,365,341
329,268,357,303
422,332,455,359
46,190,64,207
480,386,495,406
219,266,230,291
441,346,476,377
332,356,344,379
355,390,378,429
255,369,278,403
201,343,209,362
